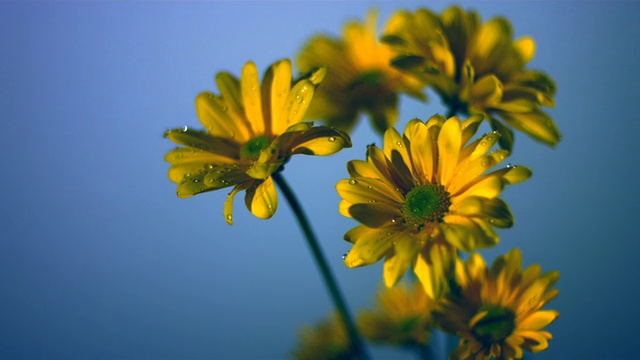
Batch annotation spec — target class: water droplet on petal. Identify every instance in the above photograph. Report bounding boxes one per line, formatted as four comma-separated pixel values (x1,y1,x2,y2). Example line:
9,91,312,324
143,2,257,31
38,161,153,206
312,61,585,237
395,141,402,147
328,137,336,142
341,253,348,260
226,214,232,221
181,125,188,132
348,179,357,185
367,185,372,189
391,219,396,223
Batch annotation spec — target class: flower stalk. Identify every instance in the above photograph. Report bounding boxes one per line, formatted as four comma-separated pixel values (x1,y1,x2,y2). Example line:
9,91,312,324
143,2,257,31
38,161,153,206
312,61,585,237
272,171,369,359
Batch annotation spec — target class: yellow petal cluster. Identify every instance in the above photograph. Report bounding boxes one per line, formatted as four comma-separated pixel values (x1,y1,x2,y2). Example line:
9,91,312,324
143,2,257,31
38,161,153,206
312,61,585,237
164,59,351,224
382,6,560,151
337,115,531,297
291,313,352,360
434,248,559,360
297,10,424,134
358,282,434,347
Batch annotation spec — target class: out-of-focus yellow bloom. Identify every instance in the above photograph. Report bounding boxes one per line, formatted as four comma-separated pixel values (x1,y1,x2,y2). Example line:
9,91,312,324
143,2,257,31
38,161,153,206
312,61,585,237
164,59,351,224
434,248,559,360
359,282,434,347
337,115,531,297
297,9,425,134
382,6,560,151
291,313,353,360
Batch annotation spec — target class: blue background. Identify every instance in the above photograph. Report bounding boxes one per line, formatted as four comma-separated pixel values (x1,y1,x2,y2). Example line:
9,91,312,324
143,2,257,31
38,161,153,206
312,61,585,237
1,1,639,359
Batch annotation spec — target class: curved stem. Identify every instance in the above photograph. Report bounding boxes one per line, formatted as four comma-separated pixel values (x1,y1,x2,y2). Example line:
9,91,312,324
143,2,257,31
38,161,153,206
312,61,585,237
272,172,369,359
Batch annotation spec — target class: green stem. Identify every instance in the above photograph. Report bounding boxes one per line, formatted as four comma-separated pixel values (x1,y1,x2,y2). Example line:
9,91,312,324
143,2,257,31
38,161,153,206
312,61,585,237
272,172,369,359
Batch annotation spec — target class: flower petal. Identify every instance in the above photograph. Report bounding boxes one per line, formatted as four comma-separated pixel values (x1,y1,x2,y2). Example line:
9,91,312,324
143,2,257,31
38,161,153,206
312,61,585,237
344,226,401,267
223,182,252,225
383,235,420,287
498,109,561,147
414,240,456,299
336,177,404,206
349,203,401,228
195,92,252,143
518,310,559,331
450,196,513,228
437,117,462,186
215,72,254,140
244,176,277,219
164,127,240,158
404,119,434,183
261,59,292,136
284,125,352,156
241,61,265,135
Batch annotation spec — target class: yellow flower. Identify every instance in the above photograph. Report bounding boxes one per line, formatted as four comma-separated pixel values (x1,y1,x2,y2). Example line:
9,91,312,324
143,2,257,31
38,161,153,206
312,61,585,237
434,248,559,360
337,115,531,297
297,9,424,134
382,6,560,151
291,313,353,360
164,59,351,224
358,282,434,347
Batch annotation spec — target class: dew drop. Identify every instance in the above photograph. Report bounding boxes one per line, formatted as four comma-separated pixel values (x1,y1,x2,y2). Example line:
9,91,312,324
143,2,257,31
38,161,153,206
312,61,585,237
226,214,232,221
341,253,348,260
348,179,358,185
368,199,376,203
181,125,189,132
367,185,372,189
205,164,213,170
391,219,397,223
395,141,402,147
328,137,336,142
486,136,493,141
481,141,487,146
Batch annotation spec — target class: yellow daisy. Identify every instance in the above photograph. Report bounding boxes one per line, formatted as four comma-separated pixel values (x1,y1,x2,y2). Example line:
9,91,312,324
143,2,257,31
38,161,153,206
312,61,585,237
382,6,560,151
291,313,353,360
337,115,531,297
434,248,559,360
358,282,434,348
164,59,351,224
297,9,424,134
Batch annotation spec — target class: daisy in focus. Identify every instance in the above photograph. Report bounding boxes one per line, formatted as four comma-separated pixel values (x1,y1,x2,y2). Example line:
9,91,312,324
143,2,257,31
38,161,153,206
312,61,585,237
337,115,531,297
297,9,424,135
434,248,559,360
358,282,434,349
382,6,560,151
164,59,351,224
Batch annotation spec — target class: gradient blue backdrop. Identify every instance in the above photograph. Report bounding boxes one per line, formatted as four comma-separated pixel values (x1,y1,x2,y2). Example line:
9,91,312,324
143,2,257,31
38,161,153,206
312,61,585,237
2,1,639,359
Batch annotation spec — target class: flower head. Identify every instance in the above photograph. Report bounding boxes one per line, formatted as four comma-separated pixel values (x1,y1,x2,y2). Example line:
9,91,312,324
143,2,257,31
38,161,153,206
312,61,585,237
434,248,559,359
297,9,424,134
337,115,531,297
165,59,351,224
291,313,353,360
358,282,434,347
382,6,560,151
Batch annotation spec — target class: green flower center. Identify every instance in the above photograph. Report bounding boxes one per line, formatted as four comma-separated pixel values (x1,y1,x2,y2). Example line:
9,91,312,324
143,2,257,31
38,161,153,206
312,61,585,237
402,183,451,226
241,135,271,160
472,306,516,344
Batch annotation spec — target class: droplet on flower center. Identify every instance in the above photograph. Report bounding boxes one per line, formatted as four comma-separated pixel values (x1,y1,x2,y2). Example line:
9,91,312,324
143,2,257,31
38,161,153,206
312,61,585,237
241,135,271,160
471,306,516,343
402,183,451,225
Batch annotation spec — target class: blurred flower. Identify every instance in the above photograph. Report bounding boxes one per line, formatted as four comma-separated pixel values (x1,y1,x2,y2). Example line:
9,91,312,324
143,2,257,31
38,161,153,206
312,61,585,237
434,248,559,360
337,115,531,297
382,6,560,151
164,59,351,224
358,282,434,348
297,9,425,135
292,313,353,360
